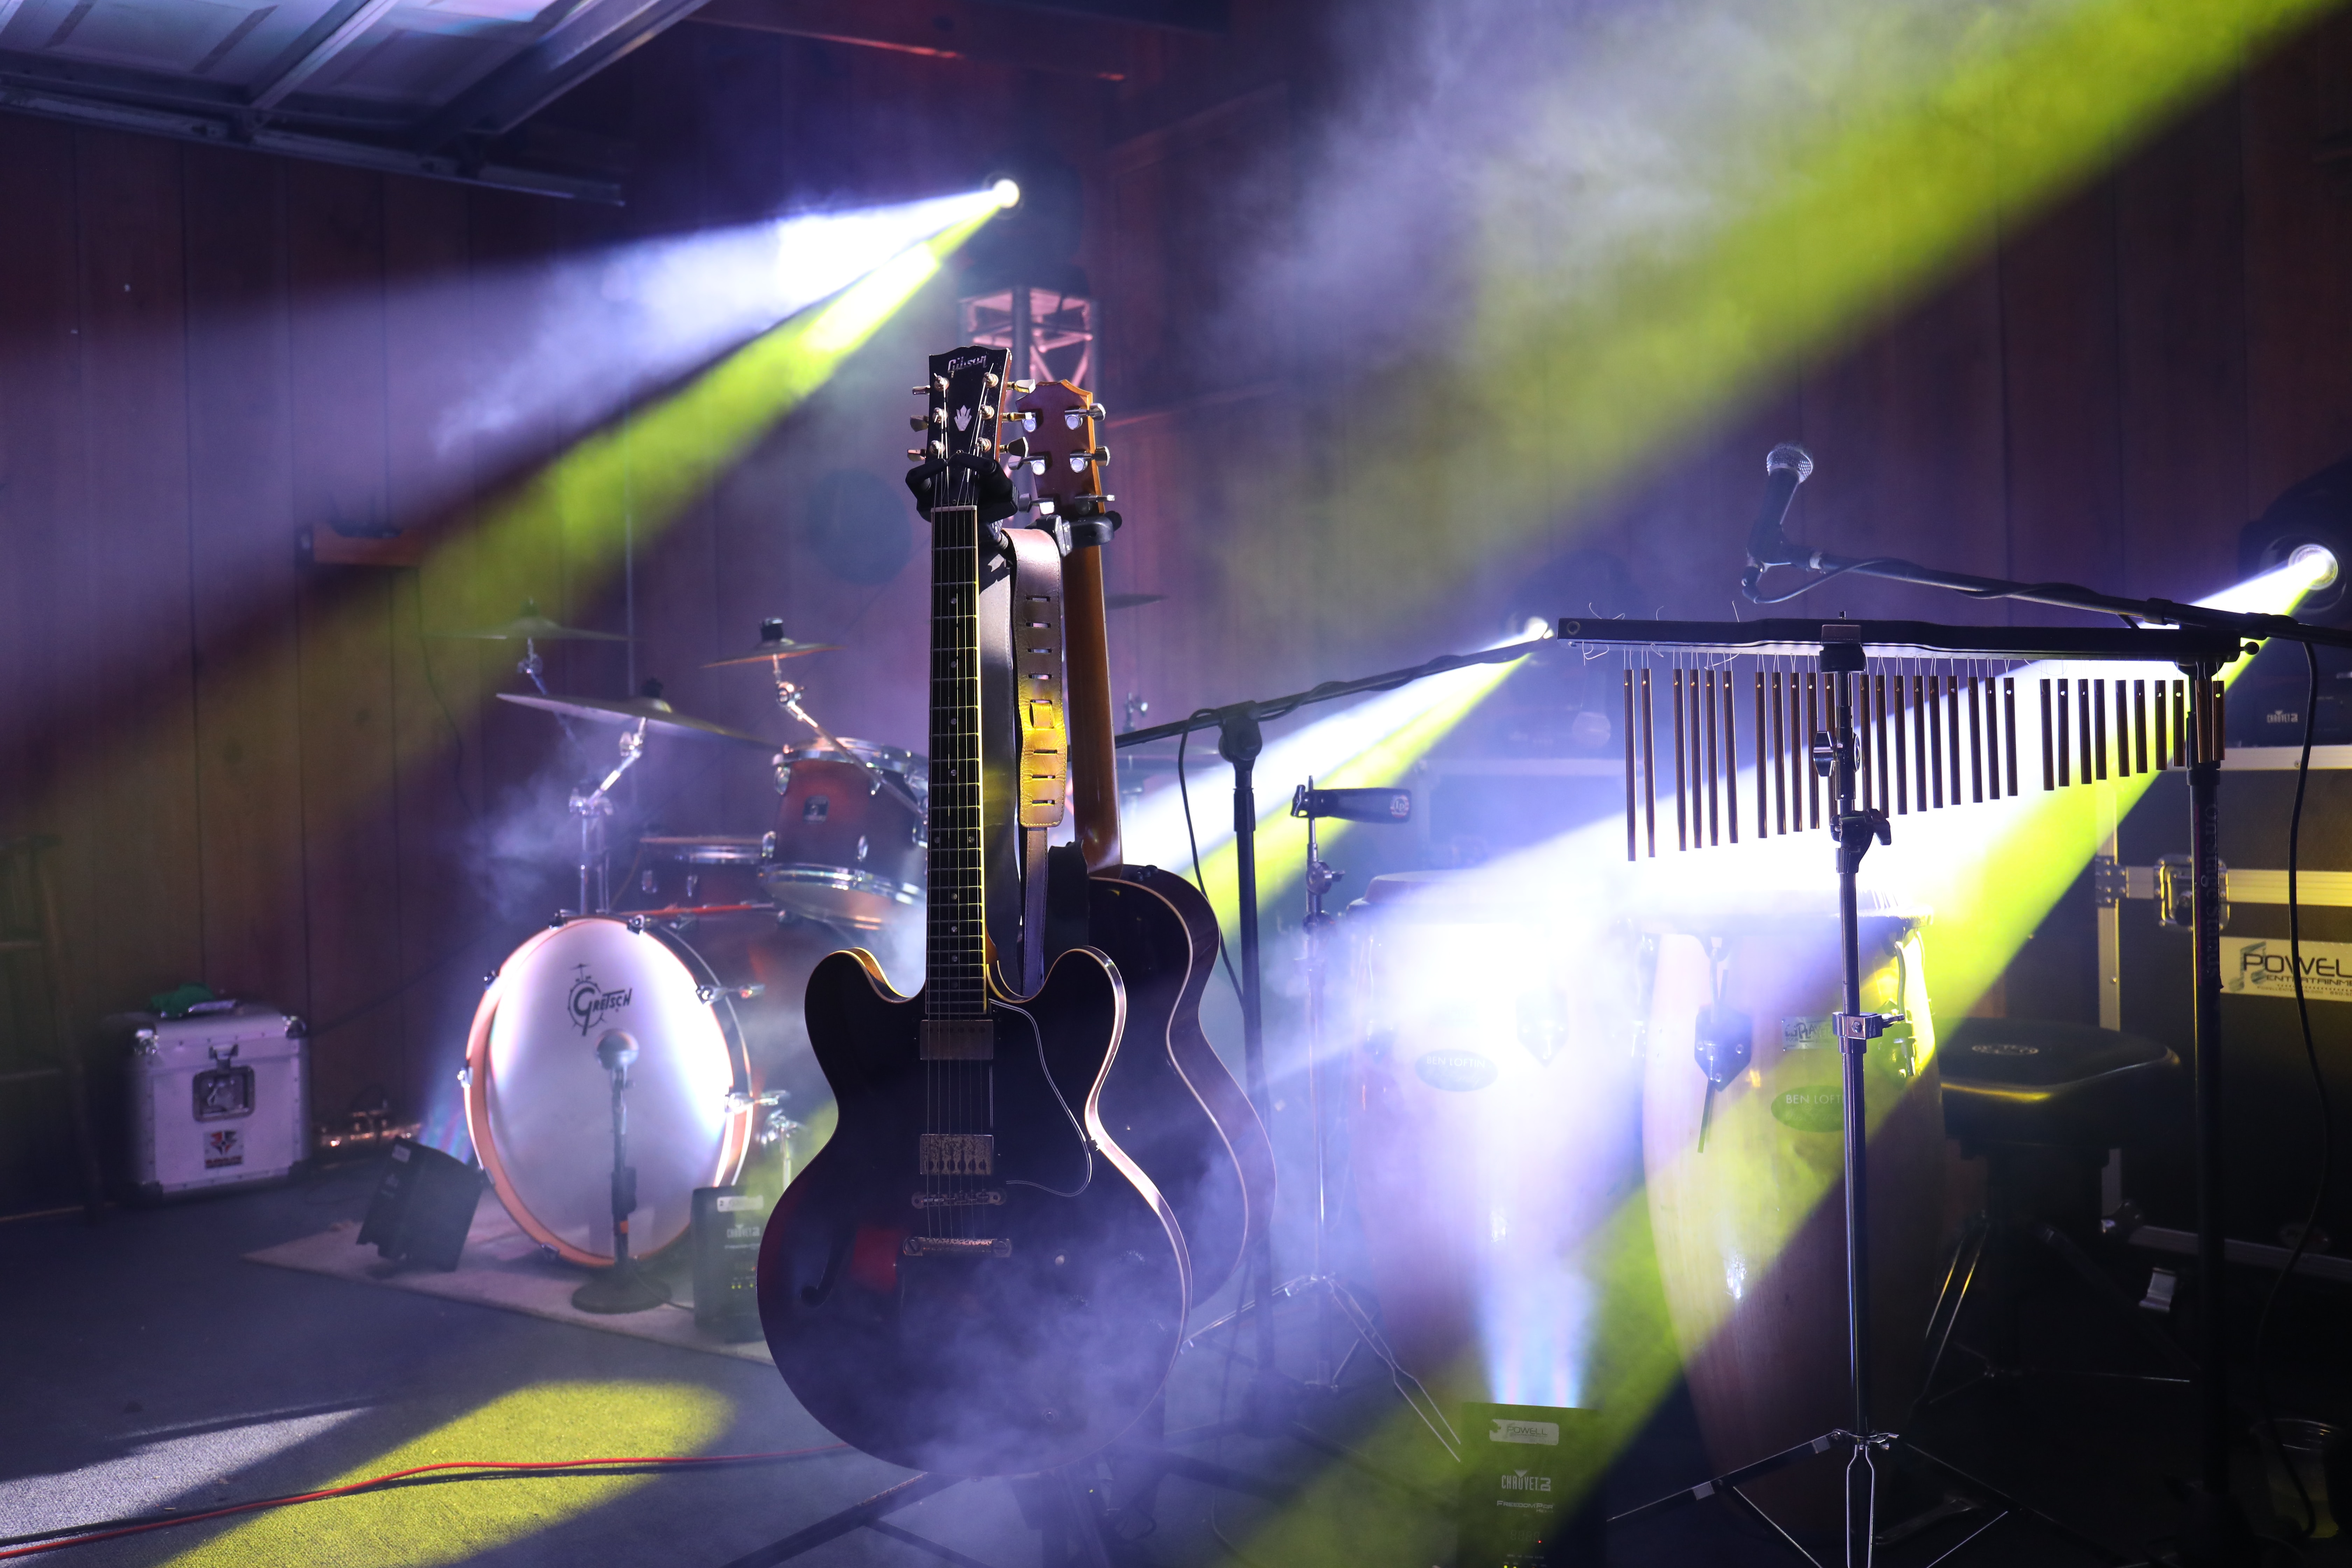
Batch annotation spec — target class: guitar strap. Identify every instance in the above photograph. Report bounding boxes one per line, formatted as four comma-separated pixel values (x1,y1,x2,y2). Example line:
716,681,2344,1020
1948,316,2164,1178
1002,527,1069,995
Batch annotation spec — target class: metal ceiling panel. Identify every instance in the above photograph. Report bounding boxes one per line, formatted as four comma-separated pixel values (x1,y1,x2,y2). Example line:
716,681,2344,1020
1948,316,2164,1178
0,0,700,198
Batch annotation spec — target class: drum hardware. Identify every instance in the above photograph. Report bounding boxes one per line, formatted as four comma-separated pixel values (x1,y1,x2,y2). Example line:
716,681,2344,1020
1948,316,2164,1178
497,688,774,749
1569,620,2244,1565
570,1028,672,1315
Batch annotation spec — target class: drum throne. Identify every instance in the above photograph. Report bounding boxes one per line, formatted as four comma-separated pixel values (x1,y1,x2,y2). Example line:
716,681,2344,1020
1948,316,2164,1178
1921,1017,2195,1408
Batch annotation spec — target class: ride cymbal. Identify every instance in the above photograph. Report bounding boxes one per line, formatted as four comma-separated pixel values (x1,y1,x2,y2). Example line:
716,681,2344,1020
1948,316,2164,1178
705,618,842,668
432,600,636,642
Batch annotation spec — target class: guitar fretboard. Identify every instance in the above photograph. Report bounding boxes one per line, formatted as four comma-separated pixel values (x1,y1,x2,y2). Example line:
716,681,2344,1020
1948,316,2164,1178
926,502,986,1020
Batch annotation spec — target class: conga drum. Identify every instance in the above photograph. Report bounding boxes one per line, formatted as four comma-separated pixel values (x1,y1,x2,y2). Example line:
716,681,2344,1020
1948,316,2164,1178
1640,897,1944,1529
1348,871,1646,1411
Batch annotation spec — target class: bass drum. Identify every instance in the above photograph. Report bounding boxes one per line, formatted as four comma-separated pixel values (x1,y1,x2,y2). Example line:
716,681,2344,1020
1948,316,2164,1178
464,915,770,1266
1640,899,1944,1531
1348,871,1645,1410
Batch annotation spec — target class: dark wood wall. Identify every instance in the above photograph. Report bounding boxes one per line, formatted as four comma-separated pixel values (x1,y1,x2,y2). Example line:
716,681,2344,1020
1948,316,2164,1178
0,25,1082,1210
2,0,2348,1209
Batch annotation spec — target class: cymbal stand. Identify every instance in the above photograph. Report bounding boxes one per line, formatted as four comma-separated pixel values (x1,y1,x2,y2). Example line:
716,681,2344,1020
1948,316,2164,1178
568,718,645,916
771,670,924,816
518,635,550,695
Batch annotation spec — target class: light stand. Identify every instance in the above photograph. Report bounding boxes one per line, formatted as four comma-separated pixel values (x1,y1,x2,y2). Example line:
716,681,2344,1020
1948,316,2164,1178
572,1028,671,1315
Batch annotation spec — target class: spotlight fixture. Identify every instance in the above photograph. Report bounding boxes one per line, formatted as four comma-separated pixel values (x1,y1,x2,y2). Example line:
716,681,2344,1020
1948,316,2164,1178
991,177,1023,210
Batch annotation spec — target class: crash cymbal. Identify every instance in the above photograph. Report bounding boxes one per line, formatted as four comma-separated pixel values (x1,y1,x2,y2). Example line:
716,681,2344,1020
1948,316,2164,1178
497,691,770,748
1105,593,1166,611
704,618,842,668
432,600,637,643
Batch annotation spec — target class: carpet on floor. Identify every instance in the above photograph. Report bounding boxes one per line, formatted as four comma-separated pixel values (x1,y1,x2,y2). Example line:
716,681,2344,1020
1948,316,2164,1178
243,1201,772,1365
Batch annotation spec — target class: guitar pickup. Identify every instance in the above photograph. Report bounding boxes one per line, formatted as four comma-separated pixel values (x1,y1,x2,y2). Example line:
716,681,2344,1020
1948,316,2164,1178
903,1236,1011,1258
920,1019,994,1061
911,1190,1005,1208
918,1133,994,1175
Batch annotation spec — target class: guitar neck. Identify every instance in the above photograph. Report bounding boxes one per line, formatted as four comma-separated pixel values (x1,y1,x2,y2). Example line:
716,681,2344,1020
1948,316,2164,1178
1063,543,1123,874
927,502,987,1018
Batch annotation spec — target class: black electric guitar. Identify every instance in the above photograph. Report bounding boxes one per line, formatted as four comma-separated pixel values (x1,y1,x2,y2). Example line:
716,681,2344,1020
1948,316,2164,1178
757,346,1188,1478
1012,378,1275,1300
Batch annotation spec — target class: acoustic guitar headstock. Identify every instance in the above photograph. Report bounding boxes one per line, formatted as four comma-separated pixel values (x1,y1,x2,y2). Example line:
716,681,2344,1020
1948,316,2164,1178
1006,380,1115,545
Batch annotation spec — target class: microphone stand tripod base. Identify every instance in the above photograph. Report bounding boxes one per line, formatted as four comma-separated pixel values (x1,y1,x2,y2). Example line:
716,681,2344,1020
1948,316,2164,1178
571,1255,671,1315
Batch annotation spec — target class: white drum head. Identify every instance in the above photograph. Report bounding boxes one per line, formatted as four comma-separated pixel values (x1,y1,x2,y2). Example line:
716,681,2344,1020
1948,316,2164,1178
465,918,751,1265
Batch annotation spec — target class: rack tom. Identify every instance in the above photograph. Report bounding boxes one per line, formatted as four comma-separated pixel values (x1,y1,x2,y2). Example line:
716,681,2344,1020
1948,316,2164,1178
765,740,926,930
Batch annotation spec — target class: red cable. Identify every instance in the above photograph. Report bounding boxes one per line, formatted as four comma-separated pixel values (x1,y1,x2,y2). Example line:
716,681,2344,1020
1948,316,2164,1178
0,1444,852,1559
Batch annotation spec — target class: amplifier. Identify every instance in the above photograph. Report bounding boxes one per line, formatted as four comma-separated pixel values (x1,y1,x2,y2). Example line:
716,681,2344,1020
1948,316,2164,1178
691,1184,766,1341
2112,753,2352,1251
119,1004,308,1200
357,1138,482,1271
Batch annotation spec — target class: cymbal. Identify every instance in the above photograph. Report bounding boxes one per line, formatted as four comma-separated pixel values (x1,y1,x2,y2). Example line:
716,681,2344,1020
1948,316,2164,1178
1106,593,1166,611
433,601,636,643
705,619,842,668
497,692,771,748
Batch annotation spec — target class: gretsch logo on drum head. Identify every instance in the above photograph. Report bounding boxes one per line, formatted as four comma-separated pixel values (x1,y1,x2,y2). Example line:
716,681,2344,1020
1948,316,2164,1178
567,964,635,1037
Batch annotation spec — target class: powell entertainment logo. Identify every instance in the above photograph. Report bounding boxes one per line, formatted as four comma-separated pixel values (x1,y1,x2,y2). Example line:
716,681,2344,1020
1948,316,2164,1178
568,966,634,1036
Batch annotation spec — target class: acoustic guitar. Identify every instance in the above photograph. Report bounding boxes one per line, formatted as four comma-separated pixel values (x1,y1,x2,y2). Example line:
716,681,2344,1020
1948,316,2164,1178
1010,378,1276,1300
756,345,1188,1478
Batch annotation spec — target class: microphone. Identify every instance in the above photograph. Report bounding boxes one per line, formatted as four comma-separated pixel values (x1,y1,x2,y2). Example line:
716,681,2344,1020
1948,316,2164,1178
1745,443,1814,569
1289,786,1412,825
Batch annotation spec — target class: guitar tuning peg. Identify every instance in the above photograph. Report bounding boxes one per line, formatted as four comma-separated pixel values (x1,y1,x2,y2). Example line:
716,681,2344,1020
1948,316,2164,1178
1089,403,1107,421
1012,379,1037,394
1062,404,1108,430
909,415,927,431
979,404,996,423
1028,457,1048,476
1065,447,1111,471
912,386,931,397
1001,437,1030,462
1020,411,1038,433
907,448,924,461
932,373,948,392
984,371,1001,389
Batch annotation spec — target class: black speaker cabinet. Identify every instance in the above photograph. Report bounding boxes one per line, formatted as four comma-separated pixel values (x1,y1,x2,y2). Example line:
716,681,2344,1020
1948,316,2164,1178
691,1185,766,1340
357,1138,483,1271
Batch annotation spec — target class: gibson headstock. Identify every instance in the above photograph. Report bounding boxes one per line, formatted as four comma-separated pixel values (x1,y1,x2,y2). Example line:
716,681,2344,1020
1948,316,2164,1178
1006,380,1116,546
909,345,1012,515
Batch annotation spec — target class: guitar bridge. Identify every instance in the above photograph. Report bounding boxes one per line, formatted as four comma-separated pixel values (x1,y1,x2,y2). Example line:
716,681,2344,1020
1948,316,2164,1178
903,1236,1011,1258
912,1189,1005,1208
918,1133,994,1176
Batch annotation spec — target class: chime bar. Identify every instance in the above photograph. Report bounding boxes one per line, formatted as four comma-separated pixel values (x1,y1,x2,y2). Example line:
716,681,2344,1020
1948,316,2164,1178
1640,667,1657,859
1672,669,1688,852
1722,670,1740,843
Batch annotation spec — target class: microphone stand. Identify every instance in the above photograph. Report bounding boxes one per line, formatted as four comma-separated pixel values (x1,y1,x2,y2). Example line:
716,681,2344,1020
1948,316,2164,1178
1741,447,2352,1566
1115,648,1544,1460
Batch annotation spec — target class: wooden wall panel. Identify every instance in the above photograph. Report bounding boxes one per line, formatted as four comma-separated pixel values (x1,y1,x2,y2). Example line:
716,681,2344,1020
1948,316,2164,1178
67,132,203,1018
286,162,405,1117
2115,94,2252,604
2244,7,2352,507
181,148,308,1014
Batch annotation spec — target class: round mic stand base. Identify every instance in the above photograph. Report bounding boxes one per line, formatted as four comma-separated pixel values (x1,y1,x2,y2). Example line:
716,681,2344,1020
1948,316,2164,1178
571,1028,671,1316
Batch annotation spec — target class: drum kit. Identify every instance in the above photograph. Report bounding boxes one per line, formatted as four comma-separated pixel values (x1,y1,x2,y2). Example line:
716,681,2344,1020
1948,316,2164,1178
442,608,925,1284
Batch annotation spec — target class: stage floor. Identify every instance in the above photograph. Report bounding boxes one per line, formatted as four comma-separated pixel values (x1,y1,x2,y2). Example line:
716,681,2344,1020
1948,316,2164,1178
2,1172,2346,1566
